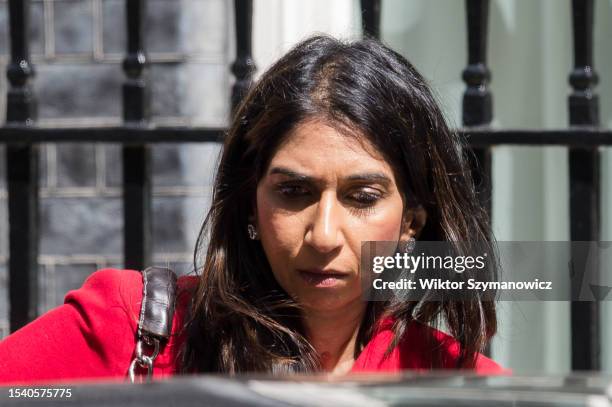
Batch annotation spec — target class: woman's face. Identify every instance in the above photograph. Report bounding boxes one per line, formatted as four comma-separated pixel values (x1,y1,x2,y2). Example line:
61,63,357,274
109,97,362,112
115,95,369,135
255,119,422,312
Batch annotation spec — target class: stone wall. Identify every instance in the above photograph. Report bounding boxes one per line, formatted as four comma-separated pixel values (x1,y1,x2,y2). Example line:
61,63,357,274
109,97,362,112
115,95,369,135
0,0,231,338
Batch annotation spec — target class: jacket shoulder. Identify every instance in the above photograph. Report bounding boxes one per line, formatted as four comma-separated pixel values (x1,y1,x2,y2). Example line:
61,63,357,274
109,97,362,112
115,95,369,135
0,268,146,384
66,268,144,317
401,322,508,374
353,317,507,374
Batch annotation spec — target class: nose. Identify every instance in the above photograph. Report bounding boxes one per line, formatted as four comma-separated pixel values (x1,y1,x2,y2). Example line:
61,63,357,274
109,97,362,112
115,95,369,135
304,191,344,253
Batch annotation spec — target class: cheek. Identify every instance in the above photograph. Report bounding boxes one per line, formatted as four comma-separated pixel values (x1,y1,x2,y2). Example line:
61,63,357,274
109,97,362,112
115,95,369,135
368,219,402,241
256,189,304,260
259,210,303,250
348,198,405,243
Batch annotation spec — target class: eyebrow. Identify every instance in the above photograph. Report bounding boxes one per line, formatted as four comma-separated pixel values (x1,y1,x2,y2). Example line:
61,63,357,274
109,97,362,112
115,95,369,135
269,167,313,181
268,166,392,186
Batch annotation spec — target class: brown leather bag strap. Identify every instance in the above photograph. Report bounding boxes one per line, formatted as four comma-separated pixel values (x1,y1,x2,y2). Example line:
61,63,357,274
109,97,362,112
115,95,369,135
129,267,178,383
137,267,178,339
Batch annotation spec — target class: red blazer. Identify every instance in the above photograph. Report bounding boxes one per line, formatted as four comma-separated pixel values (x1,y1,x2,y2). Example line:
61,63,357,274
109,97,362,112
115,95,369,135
0,269,505,384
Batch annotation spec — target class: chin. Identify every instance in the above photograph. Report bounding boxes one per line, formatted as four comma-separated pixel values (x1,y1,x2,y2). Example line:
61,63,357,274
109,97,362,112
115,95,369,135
293,289,364,312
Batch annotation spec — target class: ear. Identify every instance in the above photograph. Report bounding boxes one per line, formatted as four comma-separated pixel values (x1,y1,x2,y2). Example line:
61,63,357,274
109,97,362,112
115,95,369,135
400,205,427,241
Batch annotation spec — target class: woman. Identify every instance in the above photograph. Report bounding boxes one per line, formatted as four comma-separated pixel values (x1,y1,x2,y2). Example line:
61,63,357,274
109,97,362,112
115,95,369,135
0,35,502,384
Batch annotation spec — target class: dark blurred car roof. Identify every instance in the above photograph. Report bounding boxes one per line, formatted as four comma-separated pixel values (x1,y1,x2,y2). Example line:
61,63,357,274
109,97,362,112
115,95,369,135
2,372,611,407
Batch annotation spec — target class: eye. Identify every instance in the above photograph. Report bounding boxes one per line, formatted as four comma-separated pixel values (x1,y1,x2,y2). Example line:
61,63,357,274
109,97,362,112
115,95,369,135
347,189,383,206
277,184,310,197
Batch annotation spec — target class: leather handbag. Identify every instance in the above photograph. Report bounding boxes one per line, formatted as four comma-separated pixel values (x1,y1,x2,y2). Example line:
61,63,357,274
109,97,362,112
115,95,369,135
128,267,178,383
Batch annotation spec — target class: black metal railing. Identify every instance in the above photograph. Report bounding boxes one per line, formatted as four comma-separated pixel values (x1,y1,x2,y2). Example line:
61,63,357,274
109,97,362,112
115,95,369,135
567,0,601,371
5,0,40,332
122,0,151,272
1,0,605,371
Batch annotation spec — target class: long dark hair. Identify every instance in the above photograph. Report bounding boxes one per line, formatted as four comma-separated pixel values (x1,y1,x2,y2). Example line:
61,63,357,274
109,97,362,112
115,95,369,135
181,35,497,373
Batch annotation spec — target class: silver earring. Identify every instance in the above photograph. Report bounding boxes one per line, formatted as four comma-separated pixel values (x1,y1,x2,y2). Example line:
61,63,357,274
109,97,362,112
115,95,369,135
247,224,258,240
404,237,416,253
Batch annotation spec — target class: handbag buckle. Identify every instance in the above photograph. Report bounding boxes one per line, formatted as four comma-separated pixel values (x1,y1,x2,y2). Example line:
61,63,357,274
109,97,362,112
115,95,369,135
128,336,160,383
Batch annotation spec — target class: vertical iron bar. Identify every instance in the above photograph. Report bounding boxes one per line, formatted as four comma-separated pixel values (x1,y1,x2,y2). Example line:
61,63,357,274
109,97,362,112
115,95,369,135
360,0,381,39
122,0,151,270
462,0,492,357
231,0,256,113
568,0,600,371
462,0,492,215
6,0,39,332
463,0,492,127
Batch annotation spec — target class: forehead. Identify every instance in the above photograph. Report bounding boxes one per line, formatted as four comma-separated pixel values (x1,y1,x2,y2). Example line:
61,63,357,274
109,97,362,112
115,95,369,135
267,120,393,175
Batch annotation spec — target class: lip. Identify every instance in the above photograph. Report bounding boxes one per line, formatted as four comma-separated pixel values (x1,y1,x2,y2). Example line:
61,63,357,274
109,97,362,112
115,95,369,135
297,268,349,288
299,268,349,276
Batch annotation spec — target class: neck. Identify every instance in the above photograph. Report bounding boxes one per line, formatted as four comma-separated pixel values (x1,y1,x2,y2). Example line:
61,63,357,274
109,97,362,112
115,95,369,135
302,298,367,375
